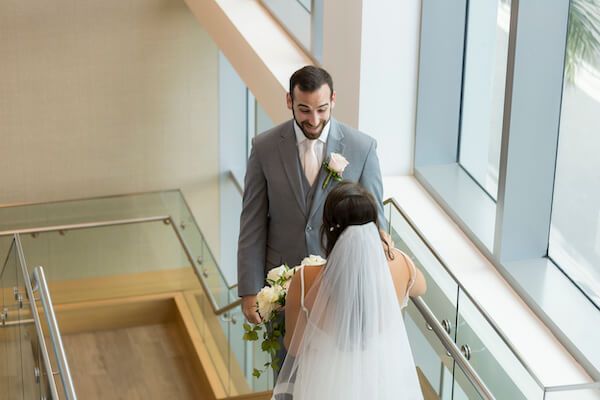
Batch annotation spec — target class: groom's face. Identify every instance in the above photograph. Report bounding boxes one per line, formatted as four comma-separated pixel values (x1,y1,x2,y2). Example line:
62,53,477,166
287,84,336,140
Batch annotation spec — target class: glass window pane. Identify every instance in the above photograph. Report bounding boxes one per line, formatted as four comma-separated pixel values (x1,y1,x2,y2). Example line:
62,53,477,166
458,0,511,200
259,0,322,61
549,0,600,307
297,0,311,13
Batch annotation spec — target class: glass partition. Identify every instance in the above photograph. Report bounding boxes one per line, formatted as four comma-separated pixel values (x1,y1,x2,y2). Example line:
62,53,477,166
1,239,46,399
0,191,173,234
260,0,323,62
23,220,185,278
386,199,599,399
454,287,542,399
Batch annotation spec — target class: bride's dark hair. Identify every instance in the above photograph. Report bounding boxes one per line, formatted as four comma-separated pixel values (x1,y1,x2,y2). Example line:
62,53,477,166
321,181,392,258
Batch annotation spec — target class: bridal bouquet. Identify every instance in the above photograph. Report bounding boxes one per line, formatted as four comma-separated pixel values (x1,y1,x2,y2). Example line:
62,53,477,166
243,255,326,378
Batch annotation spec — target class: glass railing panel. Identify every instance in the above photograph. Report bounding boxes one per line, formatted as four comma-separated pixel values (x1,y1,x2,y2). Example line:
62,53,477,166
218,303,274,395
455,287,543,400
18,220,189,285
386,202,459,326
1,238,42,399
224,306,249,395
184,289,242,397
452,367,485,400
0,191,175,233
404,301,455,399
1,239,25,400
386,201,461,397
161,191,233,310
0,190,234,312
15,249,40,400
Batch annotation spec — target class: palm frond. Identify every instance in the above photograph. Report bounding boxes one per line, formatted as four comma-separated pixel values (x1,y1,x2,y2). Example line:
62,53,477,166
566,0,600,83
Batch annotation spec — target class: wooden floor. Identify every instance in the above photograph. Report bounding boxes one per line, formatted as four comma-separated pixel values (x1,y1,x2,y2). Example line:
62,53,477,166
62,323,205,400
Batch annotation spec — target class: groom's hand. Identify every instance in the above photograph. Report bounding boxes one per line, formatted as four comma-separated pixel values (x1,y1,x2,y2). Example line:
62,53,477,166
242,295,262,324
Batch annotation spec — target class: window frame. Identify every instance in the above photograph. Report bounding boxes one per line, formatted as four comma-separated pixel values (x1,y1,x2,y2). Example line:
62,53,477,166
260,0,324,63
414,0,600,376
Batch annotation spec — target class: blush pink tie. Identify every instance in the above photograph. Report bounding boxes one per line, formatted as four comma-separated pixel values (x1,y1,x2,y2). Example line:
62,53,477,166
304,139,319,186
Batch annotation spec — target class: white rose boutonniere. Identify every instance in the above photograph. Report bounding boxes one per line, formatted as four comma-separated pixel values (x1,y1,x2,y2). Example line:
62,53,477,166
322,153,349,189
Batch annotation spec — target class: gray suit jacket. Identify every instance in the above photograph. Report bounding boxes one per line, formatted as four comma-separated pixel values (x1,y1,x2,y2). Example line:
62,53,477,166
237,117,385,297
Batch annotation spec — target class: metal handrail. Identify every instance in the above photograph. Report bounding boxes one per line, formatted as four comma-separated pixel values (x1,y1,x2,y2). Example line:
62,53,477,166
32,266,77,400
14,234,61,399
0,215,170,237
0,213,237,316
411,296,494,400
384,197,546,390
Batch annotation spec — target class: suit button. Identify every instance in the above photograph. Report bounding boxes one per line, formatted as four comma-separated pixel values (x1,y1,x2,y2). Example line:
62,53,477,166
306,225,312,232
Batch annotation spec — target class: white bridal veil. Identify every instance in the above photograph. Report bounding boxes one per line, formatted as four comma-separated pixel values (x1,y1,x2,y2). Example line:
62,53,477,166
272,222,423,399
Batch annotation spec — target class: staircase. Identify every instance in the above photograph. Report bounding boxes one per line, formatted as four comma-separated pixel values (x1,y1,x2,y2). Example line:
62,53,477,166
3,190,594,399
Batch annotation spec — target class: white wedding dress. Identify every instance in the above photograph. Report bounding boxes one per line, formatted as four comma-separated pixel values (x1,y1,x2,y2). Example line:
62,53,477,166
272,222,424,399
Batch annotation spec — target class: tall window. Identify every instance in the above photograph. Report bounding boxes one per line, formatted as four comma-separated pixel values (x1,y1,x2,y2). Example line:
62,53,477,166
549,1,600,307
458,0,510,200
260,0,323,62
414,0,600,374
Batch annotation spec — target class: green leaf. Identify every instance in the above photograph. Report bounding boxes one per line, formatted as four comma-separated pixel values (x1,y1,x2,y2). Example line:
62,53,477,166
252,368,261,378
273,330,281,338
243,323,251,332
261,341,270,352
243,331,258,341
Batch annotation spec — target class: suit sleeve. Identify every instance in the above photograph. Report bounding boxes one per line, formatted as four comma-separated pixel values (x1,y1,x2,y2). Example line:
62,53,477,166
237,139,269,297
359,139,387,232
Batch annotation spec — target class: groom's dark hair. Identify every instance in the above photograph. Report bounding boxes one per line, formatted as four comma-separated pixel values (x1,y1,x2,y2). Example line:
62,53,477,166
289,66,334,100
321,181,392,258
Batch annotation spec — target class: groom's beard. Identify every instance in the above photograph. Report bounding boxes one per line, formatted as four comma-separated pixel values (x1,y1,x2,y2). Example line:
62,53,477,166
292,110,330,141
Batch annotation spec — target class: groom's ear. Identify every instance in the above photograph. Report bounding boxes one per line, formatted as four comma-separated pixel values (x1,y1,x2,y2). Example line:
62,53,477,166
286,92,293,110
330,90,336,109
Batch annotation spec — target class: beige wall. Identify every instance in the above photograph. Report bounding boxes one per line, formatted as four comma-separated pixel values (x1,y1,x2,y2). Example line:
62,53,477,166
0,0,220,254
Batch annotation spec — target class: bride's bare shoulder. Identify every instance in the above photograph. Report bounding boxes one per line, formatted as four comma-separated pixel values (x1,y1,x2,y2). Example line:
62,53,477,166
387,248,411,277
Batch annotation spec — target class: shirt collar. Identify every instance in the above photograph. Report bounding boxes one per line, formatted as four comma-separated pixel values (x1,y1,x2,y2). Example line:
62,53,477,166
294,119,331,145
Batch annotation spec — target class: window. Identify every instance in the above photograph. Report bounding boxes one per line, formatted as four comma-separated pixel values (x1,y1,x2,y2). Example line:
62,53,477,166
549,1,600,307
415,0,600,375
260,0,323,62
458,0,510,200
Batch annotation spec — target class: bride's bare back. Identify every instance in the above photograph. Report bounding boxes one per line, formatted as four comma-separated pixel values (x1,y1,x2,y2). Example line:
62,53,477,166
284,246,426,350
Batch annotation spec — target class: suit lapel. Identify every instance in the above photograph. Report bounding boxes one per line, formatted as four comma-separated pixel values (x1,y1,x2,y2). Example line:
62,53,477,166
309,119,345,221
278,122,307,215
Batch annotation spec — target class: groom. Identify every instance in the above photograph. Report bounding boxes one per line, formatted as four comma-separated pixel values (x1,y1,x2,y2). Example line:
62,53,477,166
237,65,385,362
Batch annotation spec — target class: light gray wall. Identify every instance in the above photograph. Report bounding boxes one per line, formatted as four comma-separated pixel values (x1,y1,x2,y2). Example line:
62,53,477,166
0,0,221,252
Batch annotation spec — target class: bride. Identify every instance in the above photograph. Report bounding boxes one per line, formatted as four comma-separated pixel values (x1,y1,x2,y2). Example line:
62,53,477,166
272,181,426,399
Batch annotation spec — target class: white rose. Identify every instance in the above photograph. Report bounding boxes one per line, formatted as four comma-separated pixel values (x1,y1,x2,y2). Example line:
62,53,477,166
257,286,277,320
284,267,298,280
267,265,287,283
328,153,349,174
301,255,326,267
271,284,285,301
